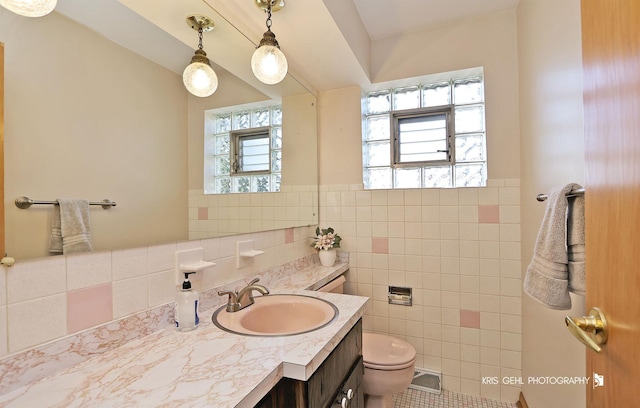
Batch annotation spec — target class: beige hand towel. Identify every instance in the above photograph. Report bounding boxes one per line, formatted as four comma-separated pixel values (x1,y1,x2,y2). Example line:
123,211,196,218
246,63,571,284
523,184,580,310
58,199,94,255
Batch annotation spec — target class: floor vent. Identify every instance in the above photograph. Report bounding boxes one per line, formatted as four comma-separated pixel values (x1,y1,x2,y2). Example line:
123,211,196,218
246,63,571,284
409,368,442,394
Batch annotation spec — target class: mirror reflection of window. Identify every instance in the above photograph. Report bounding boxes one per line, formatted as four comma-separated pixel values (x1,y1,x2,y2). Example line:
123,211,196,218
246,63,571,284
232,130,271,174
205,105,282,194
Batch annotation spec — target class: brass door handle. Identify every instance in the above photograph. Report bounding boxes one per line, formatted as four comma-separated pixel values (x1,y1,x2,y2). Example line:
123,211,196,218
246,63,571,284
565,307,608,352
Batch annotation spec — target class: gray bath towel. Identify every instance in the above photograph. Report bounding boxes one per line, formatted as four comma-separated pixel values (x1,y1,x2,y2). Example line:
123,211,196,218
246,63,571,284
524,184,581,310
55,199,94,255
567,192,585,295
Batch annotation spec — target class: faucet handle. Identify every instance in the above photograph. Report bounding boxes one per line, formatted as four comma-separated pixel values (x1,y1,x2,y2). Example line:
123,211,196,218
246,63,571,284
218,290,236,298
247,278,260,286
218,290,240,312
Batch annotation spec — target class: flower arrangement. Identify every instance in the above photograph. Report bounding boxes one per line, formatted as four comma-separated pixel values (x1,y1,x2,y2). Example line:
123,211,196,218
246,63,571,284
311,227,342,251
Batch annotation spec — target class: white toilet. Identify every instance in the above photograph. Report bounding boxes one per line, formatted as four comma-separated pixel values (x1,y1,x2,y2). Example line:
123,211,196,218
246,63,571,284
317,275,417,408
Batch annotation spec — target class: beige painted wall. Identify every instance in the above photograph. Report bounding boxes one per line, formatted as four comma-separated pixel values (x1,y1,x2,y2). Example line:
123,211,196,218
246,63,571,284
318,86,363,186
371,10,520,181
517,1,586,407
2,11,189,259
281,92,318,187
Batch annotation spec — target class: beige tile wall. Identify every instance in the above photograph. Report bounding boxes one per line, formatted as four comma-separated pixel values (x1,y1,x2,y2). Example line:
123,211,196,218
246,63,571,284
0,176,522,403
322,179,522,402
0,226,315,358
188,187,318,239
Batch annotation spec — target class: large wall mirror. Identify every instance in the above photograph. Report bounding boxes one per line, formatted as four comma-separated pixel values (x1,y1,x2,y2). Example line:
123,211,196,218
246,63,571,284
1,0,318,260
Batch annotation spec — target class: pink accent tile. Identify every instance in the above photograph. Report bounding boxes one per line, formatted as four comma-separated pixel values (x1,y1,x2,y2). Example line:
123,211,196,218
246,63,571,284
67,283,113,334
478,205,500,223
372,237,389,254
285,228,294,244
198,207,208,220
460,309,481,329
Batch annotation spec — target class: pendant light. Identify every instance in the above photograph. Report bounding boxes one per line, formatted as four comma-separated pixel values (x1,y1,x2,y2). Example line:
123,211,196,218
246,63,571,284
251,0,288,85
0,0,56,17
183,15,218,98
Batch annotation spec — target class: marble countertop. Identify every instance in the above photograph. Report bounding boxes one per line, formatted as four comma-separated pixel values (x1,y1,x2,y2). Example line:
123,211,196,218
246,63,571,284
0,262,368,408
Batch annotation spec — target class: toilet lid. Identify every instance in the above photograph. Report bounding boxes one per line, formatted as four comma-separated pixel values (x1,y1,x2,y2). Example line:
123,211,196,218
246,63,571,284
362,333,416,369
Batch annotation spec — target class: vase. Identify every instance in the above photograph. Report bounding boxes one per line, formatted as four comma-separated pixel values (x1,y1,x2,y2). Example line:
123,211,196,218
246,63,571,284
318,249,337,267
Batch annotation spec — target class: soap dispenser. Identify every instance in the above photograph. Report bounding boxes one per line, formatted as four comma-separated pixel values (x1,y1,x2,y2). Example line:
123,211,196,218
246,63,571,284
175,271,199,332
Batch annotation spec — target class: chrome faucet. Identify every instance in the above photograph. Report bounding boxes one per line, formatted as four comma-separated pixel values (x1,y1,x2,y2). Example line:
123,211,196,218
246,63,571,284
218,278,269,312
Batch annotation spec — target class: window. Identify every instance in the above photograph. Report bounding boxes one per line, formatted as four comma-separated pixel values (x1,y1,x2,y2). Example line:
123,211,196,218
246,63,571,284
231,128,271,174
363,72,486,189
393,107,453,165
204,105,282,194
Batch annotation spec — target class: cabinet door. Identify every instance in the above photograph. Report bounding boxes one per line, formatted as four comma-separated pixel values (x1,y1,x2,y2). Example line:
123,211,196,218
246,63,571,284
307,321,362,408
332,357,364,408
254,320,363,408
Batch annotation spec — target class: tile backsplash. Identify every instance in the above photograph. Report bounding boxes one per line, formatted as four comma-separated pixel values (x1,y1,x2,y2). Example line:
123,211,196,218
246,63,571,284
0,226,315,358
324,179,522,402
0,247,338,396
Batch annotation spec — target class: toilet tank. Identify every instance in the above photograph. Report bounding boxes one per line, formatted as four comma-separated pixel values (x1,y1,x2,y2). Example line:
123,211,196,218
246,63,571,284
317,275,346,294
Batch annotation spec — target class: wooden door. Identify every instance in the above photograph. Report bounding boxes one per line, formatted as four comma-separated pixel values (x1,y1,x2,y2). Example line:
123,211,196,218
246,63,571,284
582,0,640,406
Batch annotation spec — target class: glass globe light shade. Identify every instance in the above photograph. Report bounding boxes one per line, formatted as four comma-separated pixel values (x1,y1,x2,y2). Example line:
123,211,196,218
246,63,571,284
0,0,56,17
183,61,218,98
251,44,288,85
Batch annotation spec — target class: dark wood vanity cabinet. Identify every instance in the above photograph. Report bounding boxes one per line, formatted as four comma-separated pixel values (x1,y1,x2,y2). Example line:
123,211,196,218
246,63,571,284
255,319,363,408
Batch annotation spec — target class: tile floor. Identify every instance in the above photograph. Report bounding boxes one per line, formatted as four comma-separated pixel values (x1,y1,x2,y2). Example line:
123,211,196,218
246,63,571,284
392,388,518,408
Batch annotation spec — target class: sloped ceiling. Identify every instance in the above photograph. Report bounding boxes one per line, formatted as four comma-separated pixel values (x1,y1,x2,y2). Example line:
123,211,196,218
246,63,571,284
352,0,520,40
53,0,520,94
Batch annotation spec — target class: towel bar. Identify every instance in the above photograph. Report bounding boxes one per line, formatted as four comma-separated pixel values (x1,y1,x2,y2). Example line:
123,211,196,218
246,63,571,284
536,188,585,202
15,196,116,210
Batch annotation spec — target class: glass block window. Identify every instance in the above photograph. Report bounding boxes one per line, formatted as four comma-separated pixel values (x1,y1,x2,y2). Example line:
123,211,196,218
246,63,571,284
204,105,282,194
363,75,486,189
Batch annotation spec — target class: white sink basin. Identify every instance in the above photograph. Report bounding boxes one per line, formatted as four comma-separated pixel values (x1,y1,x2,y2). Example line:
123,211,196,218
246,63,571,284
212,294,338,336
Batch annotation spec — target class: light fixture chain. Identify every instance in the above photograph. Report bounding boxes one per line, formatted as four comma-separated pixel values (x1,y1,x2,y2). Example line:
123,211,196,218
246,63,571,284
198,27,204,50
265,4,272,30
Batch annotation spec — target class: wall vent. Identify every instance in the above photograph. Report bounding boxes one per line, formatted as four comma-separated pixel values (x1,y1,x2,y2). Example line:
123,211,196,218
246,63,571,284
409,368,442,394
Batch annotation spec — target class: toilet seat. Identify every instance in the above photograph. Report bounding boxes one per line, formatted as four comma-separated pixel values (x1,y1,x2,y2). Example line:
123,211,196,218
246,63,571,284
362,333,416,370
